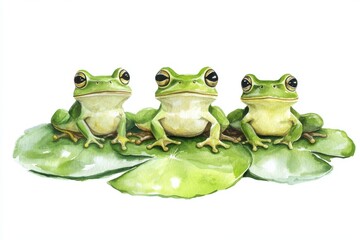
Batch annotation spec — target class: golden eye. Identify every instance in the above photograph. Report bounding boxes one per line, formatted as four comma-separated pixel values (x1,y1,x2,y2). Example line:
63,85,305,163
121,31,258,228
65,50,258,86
155,70,170,87
119,69,130,85
204,69,218,87
285,75,298,92
74,72,87,88
241,76,252,93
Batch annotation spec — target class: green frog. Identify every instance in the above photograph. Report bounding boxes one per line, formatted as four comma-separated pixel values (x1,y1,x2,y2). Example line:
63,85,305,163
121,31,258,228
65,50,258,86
127,67,236,153
228,74,326,151
51,68,133,150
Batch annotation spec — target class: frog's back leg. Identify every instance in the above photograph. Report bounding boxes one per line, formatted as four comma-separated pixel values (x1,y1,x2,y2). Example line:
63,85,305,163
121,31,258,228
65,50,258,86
291,108,326,143
51,103,82,142
132,107,159,130
126,108,159,144
209,105,229,131
227,107,248,131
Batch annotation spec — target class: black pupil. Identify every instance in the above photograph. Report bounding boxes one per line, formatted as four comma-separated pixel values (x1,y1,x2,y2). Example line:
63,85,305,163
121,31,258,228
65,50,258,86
122,72,130,81
206,71,218,82
156,74,168,81
242,79,251,88
289,78,297,88
74,75,86,84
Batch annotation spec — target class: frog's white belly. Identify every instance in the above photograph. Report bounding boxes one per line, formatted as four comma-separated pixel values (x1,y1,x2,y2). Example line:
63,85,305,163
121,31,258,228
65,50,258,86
248,109,293,136
77,94,128,135
156,94,215,137
161,111,209,137
85,110,122,135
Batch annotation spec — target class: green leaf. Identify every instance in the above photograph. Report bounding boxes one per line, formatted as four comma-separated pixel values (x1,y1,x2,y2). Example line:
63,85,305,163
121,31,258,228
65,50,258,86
297,129,355,157
13,124,150,179
109,137,252,198
246,129,355,184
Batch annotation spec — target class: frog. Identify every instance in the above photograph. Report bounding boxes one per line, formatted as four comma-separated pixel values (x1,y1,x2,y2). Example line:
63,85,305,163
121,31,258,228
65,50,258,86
51,68,133,150
227,74,326,151
127,67,237,153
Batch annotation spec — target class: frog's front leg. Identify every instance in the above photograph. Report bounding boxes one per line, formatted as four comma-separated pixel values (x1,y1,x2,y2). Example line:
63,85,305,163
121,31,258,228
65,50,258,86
196,109,230,153
147,110,181,151
273,114,302,149
76,120,105,148
111,113,134,150
240,114,271,151
210,105,239,143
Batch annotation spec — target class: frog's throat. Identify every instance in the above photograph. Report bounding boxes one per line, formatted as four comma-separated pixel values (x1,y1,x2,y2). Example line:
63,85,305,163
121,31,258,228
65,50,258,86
241,96,298,103
156,91,217,99
74,91,131,98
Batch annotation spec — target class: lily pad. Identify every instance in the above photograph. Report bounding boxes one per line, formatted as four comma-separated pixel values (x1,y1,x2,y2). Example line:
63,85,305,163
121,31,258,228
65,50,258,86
109,137,252,198
13,124,150,179
246,129,355,184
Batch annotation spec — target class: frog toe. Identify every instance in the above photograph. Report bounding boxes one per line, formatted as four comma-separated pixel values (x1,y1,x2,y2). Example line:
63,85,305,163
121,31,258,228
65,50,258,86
127,131,154,145
211,147,219,153
274,138,294,150
196,138,229,153
244,138,269,151
302,132,327,144
220,133,240,143
111,136,134,150
147,143,168,151
146,138,179,151
84,137,104,148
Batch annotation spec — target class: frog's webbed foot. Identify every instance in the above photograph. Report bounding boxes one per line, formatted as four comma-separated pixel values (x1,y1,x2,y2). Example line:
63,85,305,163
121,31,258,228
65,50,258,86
273,137,294,150
302,132,327,144
197,137,230,153
243,137,271,151
111,135,135,150
146,137,181,152
127,131,154,145
84,136,105,148
53,131,81,143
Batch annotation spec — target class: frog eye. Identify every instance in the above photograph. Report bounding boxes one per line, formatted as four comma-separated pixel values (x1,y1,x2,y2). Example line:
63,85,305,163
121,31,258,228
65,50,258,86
241,76,252,93
74,72,87,88
204,69,218,87
155,70,170,87
119,69,130,85
285,75,298,92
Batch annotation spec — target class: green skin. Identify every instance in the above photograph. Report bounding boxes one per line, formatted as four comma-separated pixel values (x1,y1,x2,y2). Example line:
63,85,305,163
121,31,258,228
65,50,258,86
228,74,325,151
129,67,232,153
51,68,133,150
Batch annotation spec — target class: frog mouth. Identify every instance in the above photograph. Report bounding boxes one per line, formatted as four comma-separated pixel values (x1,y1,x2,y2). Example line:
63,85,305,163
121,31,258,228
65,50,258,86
157,91,218,98
241,96,298,102
75,91,131,98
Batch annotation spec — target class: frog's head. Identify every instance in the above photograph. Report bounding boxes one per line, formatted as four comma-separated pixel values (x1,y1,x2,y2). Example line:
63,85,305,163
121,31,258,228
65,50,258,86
154,67,218,99
73,68,131,99
240,74,298,104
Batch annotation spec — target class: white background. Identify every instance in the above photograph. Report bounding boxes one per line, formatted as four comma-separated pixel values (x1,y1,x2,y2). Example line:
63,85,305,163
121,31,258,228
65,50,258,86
1,0,359,239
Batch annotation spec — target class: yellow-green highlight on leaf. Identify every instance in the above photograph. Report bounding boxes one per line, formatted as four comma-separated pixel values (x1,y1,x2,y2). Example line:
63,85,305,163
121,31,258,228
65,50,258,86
13,124,150,179
246,129,355,184
109,137,252,198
